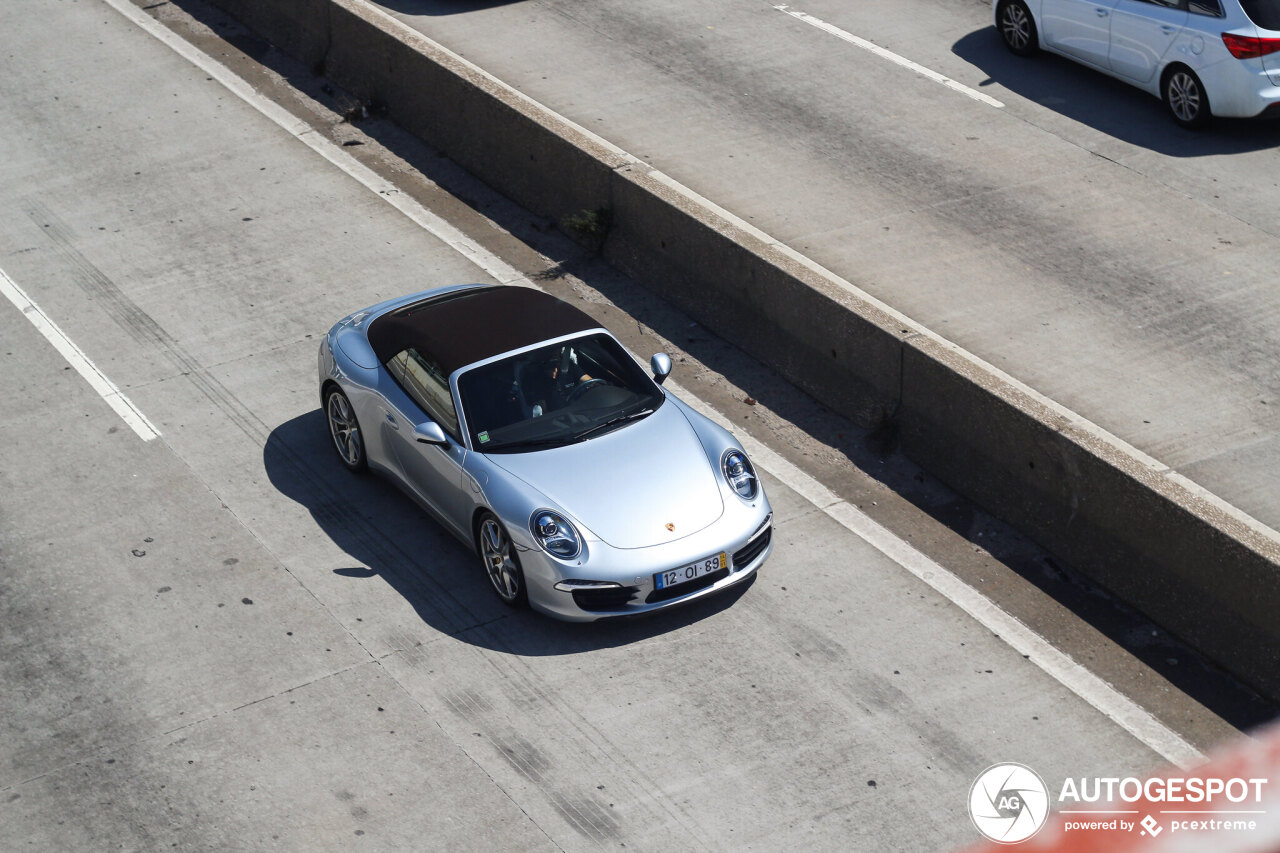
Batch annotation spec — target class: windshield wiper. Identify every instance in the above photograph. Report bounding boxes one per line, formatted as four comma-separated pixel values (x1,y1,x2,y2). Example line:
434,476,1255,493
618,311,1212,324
570,408,654,442
483,436,574,452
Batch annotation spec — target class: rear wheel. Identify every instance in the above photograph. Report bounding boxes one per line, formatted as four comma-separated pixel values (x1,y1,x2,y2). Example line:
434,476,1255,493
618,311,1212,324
997,0,1038,57
325,387,367,473
1164,66,1210,129
478,512,528,608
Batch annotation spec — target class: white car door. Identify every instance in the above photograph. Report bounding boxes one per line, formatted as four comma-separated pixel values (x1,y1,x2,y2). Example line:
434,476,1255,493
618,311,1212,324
1108,0,1189,82
1041,0,1120,66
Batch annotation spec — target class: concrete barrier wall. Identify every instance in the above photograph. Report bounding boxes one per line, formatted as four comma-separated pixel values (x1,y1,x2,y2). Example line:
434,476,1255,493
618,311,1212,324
605,165,905,428
205,0,1280,700
899,337,1280,687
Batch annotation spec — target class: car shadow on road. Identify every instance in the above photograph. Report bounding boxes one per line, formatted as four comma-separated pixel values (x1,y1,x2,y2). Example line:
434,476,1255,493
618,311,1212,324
953,29,1280,156
263,411,752,657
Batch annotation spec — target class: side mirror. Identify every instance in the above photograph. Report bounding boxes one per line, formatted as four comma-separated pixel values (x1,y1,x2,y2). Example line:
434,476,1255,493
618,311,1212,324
414,421,448,445
650,352,672,386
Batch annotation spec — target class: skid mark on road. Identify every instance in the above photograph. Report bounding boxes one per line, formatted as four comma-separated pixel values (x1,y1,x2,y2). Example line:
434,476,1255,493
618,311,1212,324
494,731,629,844
438,683,616,842
0,263,158,441
19,203,490,640
426,631,721,849
24,199,266,444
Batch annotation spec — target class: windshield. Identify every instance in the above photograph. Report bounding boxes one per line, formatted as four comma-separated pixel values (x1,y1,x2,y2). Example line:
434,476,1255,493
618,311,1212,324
1242,0,1280,30
457,333,664,452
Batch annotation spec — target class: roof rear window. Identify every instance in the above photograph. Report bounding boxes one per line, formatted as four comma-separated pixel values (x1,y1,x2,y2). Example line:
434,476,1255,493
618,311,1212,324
1242,0,1280,29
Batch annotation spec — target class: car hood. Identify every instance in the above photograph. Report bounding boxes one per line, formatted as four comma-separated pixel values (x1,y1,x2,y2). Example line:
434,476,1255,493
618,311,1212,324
487,402,725,549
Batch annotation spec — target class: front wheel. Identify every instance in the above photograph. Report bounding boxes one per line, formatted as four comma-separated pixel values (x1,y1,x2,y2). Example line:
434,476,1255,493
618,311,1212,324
997,0,1038,57
325,386,367,473
1164,67,1210,129
478,512,528,608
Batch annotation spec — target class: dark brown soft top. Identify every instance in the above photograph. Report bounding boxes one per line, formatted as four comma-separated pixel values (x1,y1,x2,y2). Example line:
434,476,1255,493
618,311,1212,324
366,286,600,375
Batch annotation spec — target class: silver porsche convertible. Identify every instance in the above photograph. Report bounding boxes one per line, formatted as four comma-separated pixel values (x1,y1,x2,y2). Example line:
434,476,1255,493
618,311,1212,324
317,284,773,620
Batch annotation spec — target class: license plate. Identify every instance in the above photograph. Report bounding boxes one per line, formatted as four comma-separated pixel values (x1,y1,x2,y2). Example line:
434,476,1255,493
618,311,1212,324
654,552,727,590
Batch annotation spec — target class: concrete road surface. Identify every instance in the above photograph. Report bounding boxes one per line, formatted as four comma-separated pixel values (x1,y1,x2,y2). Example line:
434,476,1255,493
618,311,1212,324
0,1,1271,851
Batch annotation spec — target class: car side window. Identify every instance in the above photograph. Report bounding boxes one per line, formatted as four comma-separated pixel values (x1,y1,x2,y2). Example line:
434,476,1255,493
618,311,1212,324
387,348,460,439
1188,0,1222,15
1139,0,1184,8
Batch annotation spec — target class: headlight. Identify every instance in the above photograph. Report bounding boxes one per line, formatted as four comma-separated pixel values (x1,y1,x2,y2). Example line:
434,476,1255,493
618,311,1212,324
721,449,758,500
531,510,582,559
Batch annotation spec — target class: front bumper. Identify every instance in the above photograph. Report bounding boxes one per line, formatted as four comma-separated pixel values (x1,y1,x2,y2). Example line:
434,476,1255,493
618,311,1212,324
522,498,774,622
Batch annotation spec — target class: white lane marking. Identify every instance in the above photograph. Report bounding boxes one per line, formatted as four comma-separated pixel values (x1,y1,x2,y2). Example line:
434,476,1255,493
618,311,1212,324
773,5,1005,108
110,0,1204,769
0,266,160,442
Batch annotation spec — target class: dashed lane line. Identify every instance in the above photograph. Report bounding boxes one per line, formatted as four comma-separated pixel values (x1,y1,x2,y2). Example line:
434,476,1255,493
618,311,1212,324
772,4,1005,108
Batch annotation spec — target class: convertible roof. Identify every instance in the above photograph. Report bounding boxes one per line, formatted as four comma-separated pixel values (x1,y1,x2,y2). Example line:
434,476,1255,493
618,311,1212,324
366,285,601,375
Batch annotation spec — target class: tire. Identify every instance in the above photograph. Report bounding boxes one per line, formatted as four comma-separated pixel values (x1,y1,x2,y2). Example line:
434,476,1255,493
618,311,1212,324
477,511,528,608
997,0,1038,57
1164,66,1211,129
324,386,368,473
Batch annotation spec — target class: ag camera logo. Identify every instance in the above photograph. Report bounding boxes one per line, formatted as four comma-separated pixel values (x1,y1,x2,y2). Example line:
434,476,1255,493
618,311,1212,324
969,763,1050,844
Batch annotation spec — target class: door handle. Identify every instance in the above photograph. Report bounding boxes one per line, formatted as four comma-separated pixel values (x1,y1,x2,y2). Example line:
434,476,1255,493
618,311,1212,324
385,412,399,430
1095,8,1109,16
1161,24,1176,33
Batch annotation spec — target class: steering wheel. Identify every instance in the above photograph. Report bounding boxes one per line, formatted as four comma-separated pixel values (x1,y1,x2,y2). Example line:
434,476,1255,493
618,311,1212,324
566,378,609,402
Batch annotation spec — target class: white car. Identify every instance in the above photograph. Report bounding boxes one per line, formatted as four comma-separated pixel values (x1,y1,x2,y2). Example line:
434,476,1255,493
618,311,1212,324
994,0,1280,127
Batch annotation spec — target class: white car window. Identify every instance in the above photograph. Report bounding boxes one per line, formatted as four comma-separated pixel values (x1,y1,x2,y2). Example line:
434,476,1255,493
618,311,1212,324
1188,0,1223,16
1241,0,1280,28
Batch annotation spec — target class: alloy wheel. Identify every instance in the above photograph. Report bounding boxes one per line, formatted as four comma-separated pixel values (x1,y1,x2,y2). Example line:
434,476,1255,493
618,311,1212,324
1001,4,1032,53
1167,71,1203,125
326,390,364,469
480,517,522,603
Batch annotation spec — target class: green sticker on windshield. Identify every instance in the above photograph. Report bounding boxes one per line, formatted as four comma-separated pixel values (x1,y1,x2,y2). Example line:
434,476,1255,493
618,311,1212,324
478,431,490,444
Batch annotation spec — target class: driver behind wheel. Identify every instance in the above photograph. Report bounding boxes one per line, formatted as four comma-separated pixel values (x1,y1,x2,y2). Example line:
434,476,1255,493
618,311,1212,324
523,346,591,417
